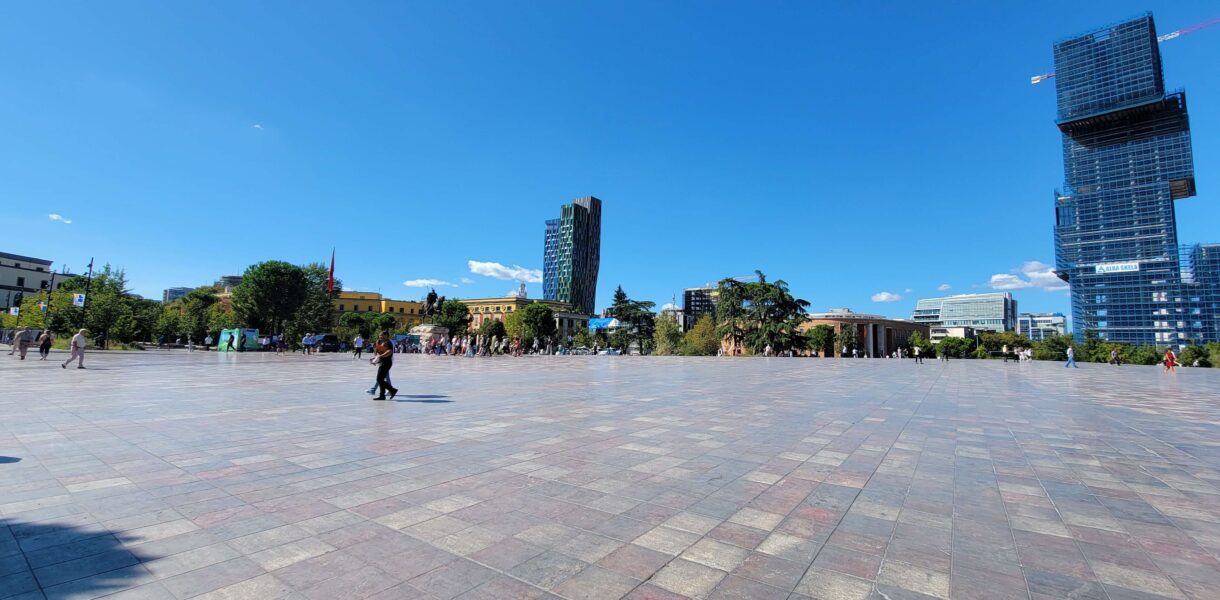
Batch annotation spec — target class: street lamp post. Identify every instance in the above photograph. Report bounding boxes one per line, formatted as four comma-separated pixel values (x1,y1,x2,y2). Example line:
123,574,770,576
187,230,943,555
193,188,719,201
78,258,94,329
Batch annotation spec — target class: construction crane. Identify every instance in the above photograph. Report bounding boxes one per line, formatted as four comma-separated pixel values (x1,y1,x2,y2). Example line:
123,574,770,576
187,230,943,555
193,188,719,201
1031,16,1219,85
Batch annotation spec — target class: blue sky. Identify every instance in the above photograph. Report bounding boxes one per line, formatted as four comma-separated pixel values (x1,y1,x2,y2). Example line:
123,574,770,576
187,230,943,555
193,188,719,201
3,2,1218,318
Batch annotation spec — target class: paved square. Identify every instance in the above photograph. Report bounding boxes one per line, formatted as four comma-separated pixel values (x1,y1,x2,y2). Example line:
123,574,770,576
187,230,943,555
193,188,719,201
3,353,1220,599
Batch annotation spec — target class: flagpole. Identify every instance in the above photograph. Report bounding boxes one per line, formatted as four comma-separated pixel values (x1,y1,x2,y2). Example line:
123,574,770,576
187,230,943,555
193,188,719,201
79,258,94,329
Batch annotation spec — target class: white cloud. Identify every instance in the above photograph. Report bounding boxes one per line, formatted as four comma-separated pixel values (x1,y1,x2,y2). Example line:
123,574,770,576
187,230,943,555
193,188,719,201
251,123,264,130
903,288,913,293
403,278,456,288
506,288,525,297
988,274,1031,290
48,213,72,224
871,291,902,302
937,283,952,291
468,260,542,283
660,303,678,311
459,277,473,284
986,260,1068,292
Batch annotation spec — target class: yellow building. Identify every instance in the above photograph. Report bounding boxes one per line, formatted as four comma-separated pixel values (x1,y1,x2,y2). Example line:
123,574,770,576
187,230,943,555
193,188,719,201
463,296,589,339
333,291,424,330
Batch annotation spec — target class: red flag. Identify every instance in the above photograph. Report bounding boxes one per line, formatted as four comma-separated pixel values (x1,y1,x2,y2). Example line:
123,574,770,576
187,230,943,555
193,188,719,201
327,248,335,292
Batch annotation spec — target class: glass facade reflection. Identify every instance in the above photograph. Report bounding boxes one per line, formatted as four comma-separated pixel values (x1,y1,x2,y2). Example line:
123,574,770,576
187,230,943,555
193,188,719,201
542,197,601,315
1051,14,1217,347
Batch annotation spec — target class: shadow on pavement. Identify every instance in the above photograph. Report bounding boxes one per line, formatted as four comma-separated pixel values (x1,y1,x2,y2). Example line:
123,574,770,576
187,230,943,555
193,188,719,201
0,456,21,464
394,395,453,403
1,518,155,598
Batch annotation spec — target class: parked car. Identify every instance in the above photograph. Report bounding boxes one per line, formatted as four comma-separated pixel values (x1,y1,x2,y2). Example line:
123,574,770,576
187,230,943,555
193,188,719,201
313,334,341,352
598,348,621,356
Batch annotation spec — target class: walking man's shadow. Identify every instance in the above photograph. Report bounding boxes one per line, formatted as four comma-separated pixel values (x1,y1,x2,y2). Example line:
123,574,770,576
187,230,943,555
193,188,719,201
394,394,453,403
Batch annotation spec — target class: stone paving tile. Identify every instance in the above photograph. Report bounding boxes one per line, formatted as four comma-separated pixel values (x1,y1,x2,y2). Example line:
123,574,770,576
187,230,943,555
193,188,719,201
5,354,1220,599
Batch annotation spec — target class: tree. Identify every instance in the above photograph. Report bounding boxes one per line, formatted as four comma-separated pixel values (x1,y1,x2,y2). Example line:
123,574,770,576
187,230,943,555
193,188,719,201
606,285,656,354
433,299,470,336
207,303,240,334
288,263,340,339
232,261,307,334
478,318,507,341
680,314,720,356
715,271,809,355
1033,334,1073,361
519,303,557,346
836,326,857,356
571,328,594,349
805,324,836,357
978,331,1033,354
906,331,934,358
54,265,137,342
653,313,683,356
936,336,974,359
179,289,218,341
1179,344,1213,367
503,310,523,339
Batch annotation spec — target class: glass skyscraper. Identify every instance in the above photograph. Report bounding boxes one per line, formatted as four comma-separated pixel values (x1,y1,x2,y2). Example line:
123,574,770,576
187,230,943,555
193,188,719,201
542,196,601,315
1052,14,1217,347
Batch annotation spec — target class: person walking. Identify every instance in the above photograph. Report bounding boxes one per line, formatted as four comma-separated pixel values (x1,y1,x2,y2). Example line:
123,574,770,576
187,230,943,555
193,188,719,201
1065,345,1078,368
37,330,53,360
12,328,32,360
237,331,247,352
353,334,364,359
61,329,88,369
188,336,194,353
1109,349,1119,365
371,330,398,400
204,334,213,350
1164,348,1177,373
913,345,922,364
225,333,236,352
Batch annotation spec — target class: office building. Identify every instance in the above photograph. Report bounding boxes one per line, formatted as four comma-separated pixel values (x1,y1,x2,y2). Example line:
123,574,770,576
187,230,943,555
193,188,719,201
1017,313,1067,341
1051,14,1218,347
682,286,718,331
215,275,243,291
799,309,928,357
542,196,601,315
911,292,1017,332
163,287,193,303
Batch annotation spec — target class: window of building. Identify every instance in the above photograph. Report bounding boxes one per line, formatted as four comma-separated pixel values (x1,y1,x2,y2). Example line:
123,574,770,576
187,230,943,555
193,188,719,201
16,277,24,287
339,304,345,311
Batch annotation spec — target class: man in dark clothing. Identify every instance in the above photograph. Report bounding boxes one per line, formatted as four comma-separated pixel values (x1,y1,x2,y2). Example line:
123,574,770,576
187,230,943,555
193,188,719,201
372,330,398,400
237,332,247,352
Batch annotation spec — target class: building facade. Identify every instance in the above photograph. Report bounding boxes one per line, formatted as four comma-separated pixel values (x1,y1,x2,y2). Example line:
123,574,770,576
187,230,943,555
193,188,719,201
332,291,424,330
163,287,193,303
929,326,976,343
799,309,928,357
215,275,243,292
464,296,589,341
1051,14,1218,347
542,196,601,315
1,252,54,311
1017,313,1067,341
911,292,1017,332
682,287,718,331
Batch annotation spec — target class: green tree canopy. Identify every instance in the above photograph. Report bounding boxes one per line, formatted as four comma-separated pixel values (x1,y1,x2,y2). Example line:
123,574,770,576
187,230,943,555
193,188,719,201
653,313,683,356
715,271,809,355
520,303,557,345
606,285,656,354
680,314,720,356
433,299,470,336
478,318,507,340
836,325,857,355
232,261,308,334
805,324,836,357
